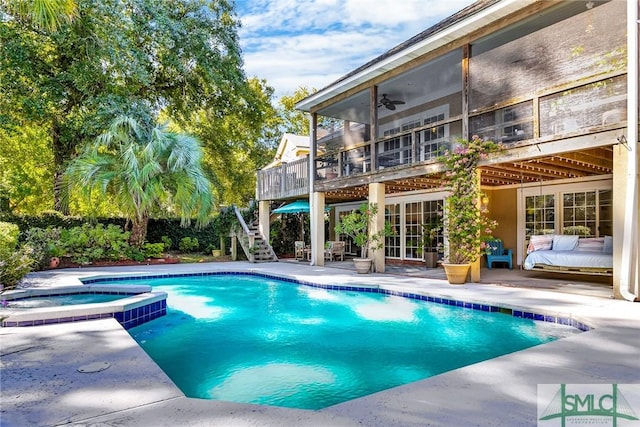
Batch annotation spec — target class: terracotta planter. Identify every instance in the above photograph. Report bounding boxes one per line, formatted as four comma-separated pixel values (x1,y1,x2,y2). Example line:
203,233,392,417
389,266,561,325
353,258,373,274
442,263,471,284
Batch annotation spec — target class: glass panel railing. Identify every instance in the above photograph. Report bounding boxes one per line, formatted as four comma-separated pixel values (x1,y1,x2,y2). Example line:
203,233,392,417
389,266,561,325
341,145,371,176
469,101,533,144
316,154,339,181
539,76,626,137
376,134,413,169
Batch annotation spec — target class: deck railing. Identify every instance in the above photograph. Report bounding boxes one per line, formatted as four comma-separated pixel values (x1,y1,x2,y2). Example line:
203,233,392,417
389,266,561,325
256,73,626,201
256,156,309,201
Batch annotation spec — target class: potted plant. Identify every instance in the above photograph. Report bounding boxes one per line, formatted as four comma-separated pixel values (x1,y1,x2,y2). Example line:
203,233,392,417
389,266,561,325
46,240,64,269
334,203,393,273
206,243,222,257
417,216,442,268
438,135,502,283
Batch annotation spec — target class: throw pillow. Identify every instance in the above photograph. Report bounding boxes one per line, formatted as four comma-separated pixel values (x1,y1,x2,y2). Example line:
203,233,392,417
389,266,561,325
575,237,604,252
552,235,579,251
527,234,553,254
603,235,613,254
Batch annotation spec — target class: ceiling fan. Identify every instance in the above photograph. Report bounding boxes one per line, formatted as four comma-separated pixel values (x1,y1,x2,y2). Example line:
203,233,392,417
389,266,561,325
378,94,405,110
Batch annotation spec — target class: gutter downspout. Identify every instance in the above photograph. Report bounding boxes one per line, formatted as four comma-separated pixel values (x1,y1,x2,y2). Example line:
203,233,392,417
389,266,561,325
619,0,639,302
308,113,317,266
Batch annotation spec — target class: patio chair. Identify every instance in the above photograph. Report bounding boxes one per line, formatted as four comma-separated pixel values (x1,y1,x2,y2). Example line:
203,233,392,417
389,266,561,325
325,241,345,262
294,241,305,261
485,239,513,269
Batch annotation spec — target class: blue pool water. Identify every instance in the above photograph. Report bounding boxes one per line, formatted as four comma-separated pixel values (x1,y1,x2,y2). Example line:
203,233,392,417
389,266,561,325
122,274,580,409
2,293,129,309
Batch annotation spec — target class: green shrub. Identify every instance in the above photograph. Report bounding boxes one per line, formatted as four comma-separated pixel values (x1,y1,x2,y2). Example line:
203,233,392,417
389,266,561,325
178,236,199,252
125,246,145,262
143,243,165,259
23,227,62,270
59,223,131,264
0,222,36,290
160,235,173,251
0,222,20,258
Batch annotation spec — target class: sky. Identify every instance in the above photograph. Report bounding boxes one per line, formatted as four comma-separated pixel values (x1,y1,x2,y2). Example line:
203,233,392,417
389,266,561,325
234,0,476,100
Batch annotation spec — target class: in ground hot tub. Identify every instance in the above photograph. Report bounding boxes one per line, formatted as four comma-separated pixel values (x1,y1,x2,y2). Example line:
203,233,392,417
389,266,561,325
1,285,167,329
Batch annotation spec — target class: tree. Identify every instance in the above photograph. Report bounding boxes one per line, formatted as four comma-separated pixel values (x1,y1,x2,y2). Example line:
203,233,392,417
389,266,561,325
65,116,213,247
274,86,341,138
177,77,279,206
278,86,314,136
0,126,54,214
2,0,77,31
0,0,250,212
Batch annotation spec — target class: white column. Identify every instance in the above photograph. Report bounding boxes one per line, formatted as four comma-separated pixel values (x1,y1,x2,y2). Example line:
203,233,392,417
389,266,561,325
369,182,385,273
310,191,325,266
258,200,270,243
617,0,639,301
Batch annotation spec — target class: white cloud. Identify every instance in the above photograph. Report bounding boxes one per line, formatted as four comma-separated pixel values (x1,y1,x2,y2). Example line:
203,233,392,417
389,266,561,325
236,0,474,99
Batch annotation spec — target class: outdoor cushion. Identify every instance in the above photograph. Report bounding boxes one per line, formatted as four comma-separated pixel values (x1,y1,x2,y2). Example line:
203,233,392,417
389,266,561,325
552,235,579,251
523,250,613,270
575,237,604,252
527,235,553,253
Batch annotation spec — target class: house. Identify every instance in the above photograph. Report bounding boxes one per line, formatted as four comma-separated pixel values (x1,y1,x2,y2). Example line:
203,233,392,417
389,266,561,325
256,0,638,300
262,133,310,170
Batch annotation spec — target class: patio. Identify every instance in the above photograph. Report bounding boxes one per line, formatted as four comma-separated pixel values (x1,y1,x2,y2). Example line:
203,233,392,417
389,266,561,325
294,258,614,299
1,261,636,426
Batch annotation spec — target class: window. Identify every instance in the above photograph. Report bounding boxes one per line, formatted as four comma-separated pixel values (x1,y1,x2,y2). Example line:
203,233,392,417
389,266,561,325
523,187,612,238
419,114,446,161
525,194,555,237
385,204,401,258
562,191,596,236
598,190,612,236
405,202,421,259
561,190,612,237
378,136,412,169
422,200,443,253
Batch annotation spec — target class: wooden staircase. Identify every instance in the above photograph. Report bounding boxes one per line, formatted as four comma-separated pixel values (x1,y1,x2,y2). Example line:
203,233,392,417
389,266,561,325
232,206,278,263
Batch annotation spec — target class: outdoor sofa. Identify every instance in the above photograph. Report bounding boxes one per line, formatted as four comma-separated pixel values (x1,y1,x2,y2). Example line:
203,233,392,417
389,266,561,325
522,234,613,275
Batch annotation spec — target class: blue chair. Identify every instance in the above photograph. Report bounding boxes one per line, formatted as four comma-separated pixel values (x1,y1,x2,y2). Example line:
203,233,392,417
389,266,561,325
485,239,513,269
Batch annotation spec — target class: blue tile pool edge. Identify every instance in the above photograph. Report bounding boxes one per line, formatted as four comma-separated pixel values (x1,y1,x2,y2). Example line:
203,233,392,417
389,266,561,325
1,288,167,330
81,270,592,332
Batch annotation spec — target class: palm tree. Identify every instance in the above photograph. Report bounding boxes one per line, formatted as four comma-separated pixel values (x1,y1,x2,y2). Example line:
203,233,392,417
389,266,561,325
66,116,214,247
6,0,78,31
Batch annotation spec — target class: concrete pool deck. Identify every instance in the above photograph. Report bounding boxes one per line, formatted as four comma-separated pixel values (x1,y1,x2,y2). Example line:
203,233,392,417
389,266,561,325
1,261,638,426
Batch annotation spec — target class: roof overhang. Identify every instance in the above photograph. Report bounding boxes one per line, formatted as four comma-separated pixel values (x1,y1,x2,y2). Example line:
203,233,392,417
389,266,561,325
296,0,539,112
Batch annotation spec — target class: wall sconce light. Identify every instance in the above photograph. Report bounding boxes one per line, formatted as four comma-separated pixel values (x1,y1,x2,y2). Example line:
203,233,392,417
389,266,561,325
481,194,490,206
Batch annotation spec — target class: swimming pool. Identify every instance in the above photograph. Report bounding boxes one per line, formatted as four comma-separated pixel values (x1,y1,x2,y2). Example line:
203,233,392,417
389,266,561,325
101,272,583,410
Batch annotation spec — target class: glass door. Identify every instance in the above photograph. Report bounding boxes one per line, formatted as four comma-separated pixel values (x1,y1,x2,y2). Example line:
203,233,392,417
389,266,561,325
405,202,421,259
385,204,401,258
